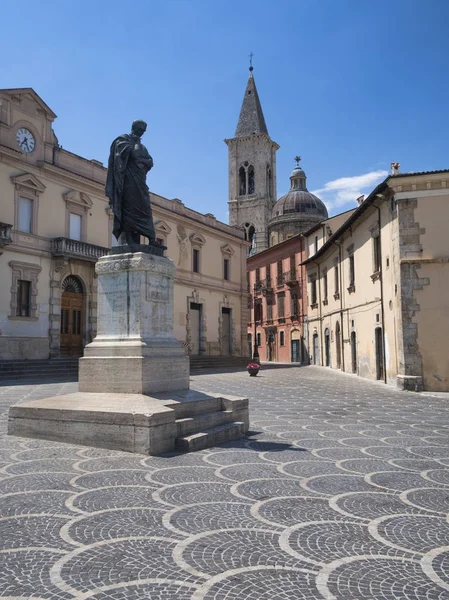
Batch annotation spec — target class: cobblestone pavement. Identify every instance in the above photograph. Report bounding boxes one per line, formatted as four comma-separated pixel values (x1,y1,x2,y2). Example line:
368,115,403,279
1,366,449,599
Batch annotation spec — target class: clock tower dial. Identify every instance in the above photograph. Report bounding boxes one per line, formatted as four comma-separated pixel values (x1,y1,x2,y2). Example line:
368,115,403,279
16,128,35,153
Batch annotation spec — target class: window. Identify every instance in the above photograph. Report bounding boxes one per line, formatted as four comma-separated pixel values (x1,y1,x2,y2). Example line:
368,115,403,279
193,248,200,273
248,165,255,194
18,198,33,233
17,280,31,317
265,264,271,287
314,236,318,254
323,270,328,302
69,213,82,241
311,278,317,306
255,267,260,284
277,259,283,286
9,260,41,320
349,255,355,286
280,331,285,346
373,234,381,273
278,292,285,319
289,255,296,281
291,292,299,317
239,166,246,196
266,302,273,321
334,265,339,295
223,258,230,281
347,245,355,292
156,237,164,246
254,299,263,322
256,332,262,347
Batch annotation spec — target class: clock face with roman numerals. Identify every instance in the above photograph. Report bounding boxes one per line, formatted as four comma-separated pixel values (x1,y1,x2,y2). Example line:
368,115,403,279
16,128,35,153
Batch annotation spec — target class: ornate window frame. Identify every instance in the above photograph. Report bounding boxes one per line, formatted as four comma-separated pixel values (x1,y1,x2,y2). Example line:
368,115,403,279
9,260,42,320
63,190,92,241
154,219,172,247
190,232,206,274
11,172,46,235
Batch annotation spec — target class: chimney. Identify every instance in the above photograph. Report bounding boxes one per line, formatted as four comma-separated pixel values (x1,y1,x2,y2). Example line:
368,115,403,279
356,195,365,206
391,162,400,175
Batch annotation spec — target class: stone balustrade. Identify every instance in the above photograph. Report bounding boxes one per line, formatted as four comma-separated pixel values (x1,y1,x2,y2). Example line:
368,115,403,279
51,237,109,262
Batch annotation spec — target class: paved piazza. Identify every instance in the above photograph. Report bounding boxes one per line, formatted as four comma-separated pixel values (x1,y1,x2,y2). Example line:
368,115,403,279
1,366,449,599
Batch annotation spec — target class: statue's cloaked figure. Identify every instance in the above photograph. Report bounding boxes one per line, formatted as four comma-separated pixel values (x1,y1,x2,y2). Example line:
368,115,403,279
105,119,155,247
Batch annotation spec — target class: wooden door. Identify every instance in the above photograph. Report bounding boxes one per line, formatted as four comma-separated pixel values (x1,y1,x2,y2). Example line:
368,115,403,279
221,307,231,355
60,291,84,357
375,327,384,380
291,340,300,362
313,334,319,365
190,303,201,355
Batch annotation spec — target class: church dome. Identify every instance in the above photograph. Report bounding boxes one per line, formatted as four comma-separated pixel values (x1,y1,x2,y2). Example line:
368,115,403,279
272,164,328,219
268,159,328,244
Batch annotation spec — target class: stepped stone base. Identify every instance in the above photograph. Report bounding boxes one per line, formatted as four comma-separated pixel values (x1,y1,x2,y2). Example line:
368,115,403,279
8,390,249,455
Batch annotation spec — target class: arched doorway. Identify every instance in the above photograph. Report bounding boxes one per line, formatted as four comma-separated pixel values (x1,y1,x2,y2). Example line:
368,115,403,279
335,322,341,369
351,331,357,373
291,329,301,363
60,275,84,357
324,328,331,367
312,332,319,365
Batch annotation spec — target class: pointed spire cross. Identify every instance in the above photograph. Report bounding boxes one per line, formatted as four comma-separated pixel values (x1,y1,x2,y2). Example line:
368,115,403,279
294,155,301,166
249,52,254,72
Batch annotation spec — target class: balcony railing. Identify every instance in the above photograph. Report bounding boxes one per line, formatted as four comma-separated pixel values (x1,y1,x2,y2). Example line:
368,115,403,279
254,278,273,295
51,237,109,262
283,270,297,285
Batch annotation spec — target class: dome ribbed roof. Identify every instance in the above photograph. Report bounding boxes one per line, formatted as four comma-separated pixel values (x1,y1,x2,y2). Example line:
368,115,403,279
271,161,328,219
273,190,328,218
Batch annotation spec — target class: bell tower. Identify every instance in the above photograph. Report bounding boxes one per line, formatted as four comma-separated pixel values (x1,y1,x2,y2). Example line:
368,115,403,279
225,63,279,254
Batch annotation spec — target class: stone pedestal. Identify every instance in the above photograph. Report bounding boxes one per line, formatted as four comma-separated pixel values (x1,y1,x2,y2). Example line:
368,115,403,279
79,252,189,394
8,250,249,454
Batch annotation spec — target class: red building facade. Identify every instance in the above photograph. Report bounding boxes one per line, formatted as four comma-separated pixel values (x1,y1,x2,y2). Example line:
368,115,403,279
247,234,307,363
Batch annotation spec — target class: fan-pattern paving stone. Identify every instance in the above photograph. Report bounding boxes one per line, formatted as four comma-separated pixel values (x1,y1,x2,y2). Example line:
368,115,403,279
0,366,449,599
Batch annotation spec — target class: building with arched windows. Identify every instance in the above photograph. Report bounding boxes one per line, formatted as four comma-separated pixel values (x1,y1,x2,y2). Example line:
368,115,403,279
0,88,250,366
225,68,279,255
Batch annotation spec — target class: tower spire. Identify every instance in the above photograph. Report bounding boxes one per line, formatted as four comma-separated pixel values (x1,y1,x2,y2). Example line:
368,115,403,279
234,64,268,138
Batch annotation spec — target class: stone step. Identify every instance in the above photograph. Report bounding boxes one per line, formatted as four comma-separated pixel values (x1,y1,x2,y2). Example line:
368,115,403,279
175,421,246,452
0,359,79,381
189,357,249,370
171,396,223,419
175,410,234,437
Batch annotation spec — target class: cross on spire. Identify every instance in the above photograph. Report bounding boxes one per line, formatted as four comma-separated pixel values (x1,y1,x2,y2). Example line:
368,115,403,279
249,52,254,72
294,155,301,166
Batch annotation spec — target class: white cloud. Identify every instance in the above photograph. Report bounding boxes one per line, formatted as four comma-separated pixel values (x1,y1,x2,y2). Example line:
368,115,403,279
311,170,388,212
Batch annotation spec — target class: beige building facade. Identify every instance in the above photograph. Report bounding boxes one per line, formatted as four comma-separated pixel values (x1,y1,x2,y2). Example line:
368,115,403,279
0,88,249,362
304,167,449,392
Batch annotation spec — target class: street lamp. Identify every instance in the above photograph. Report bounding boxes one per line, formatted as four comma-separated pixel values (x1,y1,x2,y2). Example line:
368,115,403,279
252,284,260,363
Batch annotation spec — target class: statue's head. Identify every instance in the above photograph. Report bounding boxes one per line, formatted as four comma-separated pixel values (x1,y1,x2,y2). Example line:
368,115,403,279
131,120,147,137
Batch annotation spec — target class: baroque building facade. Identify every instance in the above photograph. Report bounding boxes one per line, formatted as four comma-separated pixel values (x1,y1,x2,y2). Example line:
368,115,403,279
247,235,307,363
304,166,449,392
0,88,249,362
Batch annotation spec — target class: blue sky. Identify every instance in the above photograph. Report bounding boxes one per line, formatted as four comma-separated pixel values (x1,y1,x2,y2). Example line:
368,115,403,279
2,0,448,221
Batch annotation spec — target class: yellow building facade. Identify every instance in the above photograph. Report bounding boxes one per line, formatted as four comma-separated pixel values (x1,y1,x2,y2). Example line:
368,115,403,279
304,167,449,392
0,88,249,362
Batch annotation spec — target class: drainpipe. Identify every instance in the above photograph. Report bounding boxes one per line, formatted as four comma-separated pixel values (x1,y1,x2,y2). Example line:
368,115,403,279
330,239,345,372
374,198,387,384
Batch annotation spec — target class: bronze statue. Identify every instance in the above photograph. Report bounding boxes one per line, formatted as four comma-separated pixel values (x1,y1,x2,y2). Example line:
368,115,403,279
105,120,156,250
